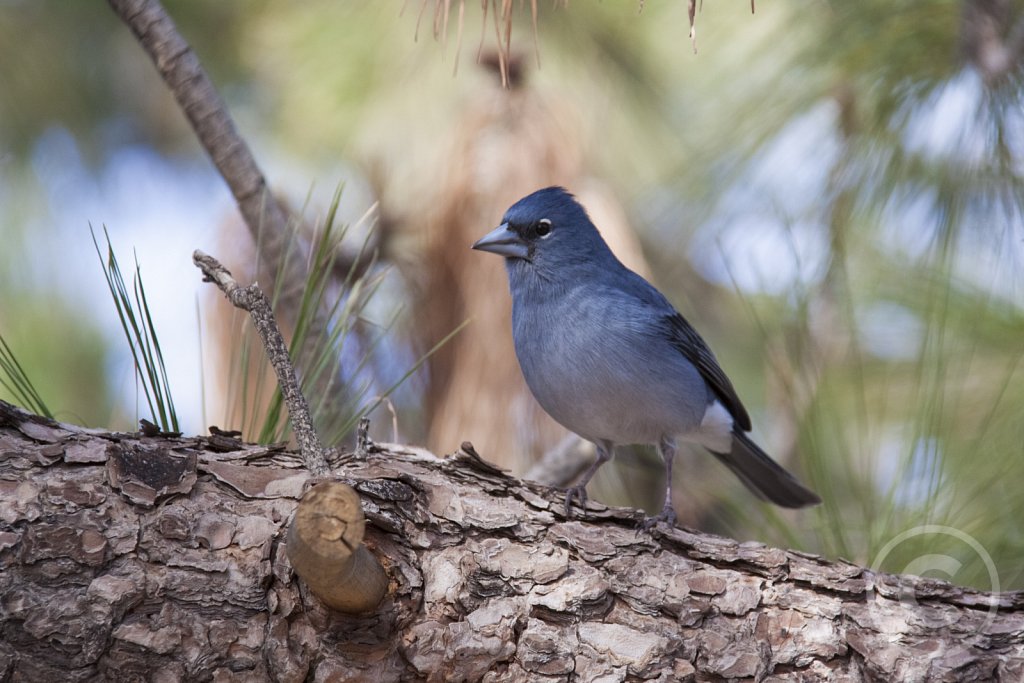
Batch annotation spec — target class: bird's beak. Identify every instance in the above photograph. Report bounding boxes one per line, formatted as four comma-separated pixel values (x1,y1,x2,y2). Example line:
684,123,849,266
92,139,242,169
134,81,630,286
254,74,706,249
472,223,530,260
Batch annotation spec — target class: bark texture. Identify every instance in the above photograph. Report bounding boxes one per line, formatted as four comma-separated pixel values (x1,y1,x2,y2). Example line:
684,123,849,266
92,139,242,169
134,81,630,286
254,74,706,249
1,400,1022,682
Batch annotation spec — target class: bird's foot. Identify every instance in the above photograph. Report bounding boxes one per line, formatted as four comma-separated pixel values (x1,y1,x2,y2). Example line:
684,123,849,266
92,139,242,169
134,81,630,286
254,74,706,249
563,485,589,518
642,504,678,530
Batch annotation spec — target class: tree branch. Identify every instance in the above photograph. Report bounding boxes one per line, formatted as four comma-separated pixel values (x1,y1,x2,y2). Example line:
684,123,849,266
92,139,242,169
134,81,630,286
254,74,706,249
192,249,326,475
106,0,298,279
1,399,1021,681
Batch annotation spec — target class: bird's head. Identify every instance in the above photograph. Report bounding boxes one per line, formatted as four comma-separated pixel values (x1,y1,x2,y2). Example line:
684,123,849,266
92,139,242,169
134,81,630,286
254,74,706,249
472,187,614,273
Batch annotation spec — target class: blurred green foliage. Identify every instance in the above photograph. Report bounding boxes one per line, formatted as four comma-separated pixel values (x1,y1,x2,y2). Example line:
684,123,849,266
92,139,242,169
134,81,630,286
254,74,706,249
0,0,1022,590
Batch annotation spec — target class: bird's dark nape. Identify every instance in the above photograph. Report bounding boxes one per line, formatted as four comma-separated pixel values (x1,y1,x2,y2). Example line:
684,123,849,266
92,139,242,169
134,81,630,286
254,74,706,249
711,430,821,508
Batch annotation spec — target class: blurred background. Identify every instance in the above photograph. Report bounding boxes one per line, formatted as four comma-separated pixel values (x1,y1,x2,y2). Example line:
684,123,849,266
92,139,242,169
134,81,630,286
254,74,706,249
1,0,1022,590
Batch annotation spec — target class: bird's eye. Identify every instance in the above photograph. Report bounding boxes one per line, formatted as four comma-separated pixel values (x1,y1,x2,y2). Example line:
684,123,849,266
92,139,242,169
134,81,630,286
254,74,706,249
536,219,552,238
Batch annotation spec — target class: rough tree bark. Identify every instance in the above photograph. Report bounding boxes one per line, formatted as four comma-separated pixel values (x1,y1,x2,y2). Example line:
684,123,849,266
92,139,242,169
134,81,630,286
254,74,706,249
0,399,1021,682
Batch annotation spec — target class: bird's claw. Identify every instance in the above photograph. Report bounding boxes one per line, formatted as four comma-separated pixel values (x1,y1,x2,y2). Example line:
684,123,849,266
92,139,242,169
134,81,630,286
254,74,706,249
642,504,678,530
563,485,588,518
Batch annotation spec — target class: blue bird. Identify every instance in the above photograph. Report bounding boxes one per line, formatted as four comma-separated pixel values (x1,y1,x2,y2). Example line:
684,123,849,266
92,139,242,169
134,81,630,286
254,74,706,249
472,187,820,525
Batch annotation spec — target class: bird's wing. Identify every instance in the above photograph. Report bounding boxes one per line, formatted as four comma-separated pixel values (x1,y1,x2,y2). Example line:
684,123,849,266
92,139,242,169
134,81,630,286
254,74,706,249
605,267,753,431
662,312,752,431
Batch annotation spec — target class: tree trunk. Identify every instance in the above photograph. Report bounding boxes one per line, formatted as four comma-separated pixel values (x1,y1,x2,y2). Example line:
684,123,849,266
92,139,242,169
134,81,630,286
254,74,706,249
0,400,1020,682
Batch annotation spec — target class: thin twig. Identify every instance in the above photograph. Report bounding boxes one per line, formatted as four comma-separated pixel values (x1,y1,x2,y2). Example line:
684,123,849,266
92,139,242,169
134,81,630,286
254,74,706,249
365,395,400,443
193,250,328,475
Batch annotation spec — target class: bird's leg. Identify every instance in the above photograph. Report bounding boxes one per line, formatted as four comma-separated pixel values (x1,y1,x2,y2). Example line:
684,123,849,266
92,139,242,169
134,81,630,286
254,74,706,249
644,436,678,528
563,440,613,517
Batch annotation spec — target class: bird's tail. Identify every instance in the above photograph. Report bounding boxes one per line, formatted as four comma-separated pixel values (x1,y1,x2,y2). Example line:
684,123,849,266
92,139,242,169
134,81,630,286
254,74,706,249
710,430,821,508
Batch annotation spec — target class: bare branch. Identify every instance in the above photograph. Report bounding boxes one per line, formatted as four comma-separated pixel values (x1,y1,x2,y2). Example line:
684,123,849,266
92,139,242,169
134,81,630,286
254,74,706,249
192,249,327,475
106,0,303,284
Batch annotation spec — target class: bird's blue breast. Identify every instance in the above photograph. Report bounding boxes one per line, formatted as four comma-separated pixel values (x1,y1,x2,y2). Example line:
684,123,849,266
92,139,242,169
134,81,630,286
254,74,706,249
509,276,711,445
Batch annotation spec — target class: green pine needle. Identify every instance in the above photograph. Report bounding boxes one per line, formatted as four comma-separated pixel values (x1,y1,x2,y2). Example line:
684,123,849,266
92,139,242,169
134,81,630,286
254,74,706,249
91,225,179,433
0,334,53,418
